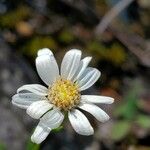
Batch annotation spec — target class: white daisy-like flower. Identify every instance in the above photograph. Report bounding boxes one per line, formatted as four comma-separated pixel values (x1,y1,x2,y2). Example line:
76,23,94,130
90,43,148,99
12,48,114,144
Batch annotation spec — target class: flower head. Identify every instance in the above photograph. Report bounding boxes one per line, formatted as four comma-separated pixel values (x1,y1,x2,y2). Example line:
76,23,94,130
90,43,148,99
12,48,114,144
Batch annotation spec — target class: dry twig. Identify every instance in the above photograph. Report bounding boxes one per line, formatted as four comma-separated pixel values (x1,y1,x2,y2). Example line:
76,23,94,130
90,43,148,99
95,0,134,34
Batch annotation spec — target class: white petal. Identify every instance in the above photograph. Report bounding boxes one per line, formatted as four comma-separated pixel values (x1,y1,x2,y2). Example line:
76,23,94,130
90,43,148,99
17,84,48,96
31,109,64,144
68,109,94,136
81,95,114,104
12,93,46,109
38,48,53,56
40,109,64,129
78,103,110,122
26,100,53,119
31,123,51,144
73,57,92,82
77,67,101,91
61,49,82,80
36,48,59,86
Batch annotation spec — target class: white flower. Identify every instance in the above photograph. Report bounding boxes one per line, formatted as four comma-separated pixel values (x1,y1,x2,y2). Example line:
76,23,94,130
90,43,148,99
12,48,114,144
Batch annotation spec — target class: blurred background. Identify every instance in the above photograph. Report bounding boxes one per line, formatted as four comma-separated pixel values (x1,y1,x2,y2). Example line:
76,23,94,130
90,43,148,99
0,0,150,149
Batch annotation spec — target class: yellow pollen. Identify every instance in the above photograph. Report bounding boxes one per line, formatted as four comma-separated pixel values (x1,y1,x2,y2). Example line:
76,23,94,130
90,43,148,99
48,78,80,111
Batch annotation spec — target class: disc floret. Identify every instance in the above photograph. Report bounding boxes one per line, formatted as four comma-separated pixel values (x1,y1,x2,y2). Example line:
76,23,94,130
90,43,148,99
48,78,80,111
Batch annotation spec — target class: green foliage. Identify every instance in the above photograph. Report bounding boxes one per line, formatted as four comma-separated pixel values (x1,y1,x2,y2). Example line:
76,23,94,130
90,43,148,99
136,115,150,129
22,37,58,57
111,121,130,141
26,140,40,150
58,30,75,44
112,82,140,141
114,83,139,120
87,41,107,62
0,142,6,150
87,41,106,56
106,44,126,65
112,82,150,141
0,6,31,28
87,41,126,65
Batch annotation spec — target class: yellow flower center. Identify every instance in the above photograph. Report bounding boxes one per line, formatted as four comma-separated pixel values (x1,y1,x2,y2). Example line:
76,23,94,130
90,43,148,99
48,78,80,111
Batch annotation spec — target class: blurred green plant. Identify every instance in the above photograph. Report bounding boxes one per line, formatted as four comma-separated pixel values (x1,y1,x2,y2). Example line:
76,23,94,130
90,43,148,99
114,83,139,120
26,140,40,150
111,82,150,141
136,115,150,129
111,120,130,141
22,36,58,57
58,29,75,44
0,142,6,150
107,44,127,65
0,6,31,28
87,41,126,65
87,40,106,56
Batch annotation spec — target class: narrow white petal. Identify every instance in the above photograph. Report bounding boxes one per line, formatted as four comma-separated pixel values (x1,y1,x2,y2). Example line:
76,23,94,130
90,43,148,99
61,49,82,80
17,84,48,96
77,67,101,91
73,57,92,82
12,93,46,109
36,48,59,86
26,100,53,119
31,109,64,144
31,123,51,144
38,48,53,56
40,109,64,129
78,103,110,122
81,95,114,104
68,109,94,136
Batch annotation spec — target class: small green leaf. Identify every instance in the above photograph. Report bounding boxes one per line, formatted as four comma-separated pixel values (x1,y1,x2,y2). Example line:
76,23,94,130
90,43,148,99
136,115,150,129
26,140,40,150
0,142,6,150
114,82,141,120
111,121,131,141
51,126,63,133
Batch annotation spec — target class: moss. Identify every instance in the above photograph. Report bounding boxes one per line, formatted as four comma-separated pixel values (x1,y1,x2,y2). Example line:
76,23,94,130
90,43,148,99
87,41,126,65
87,41,106,56
58,29,75,44
105,43,127,65
22,36,58,57
0,5,31,28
